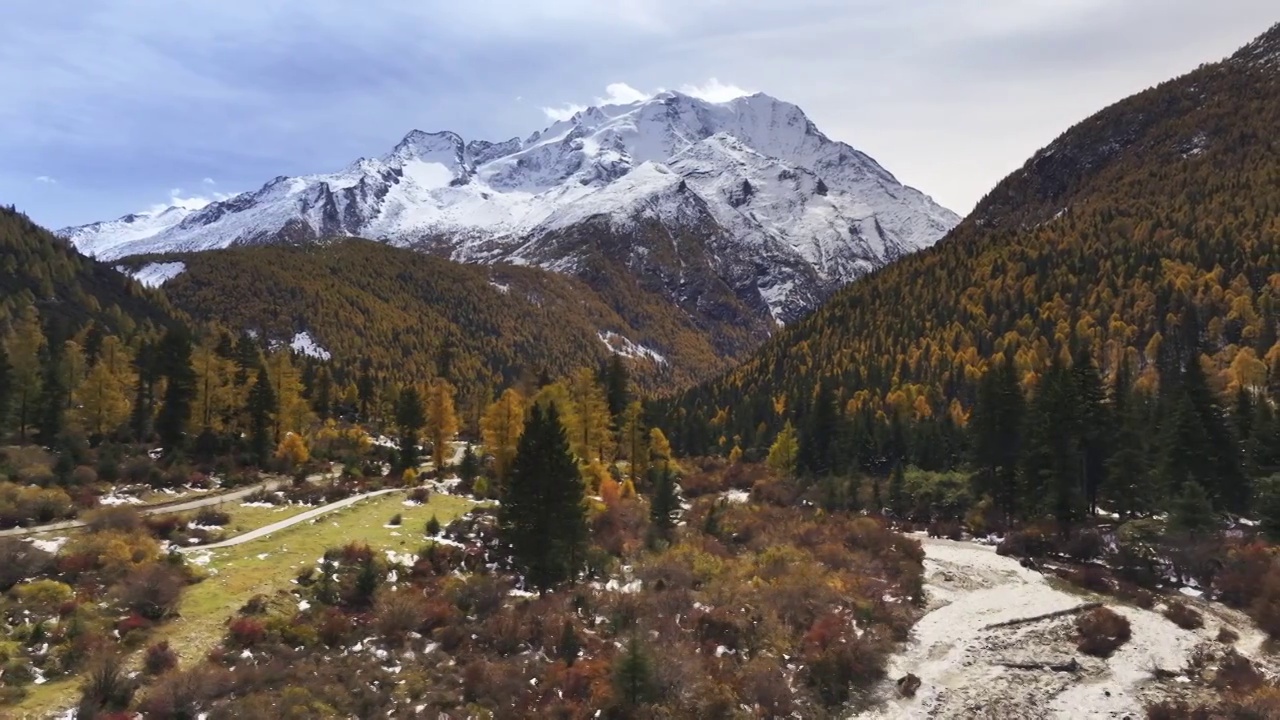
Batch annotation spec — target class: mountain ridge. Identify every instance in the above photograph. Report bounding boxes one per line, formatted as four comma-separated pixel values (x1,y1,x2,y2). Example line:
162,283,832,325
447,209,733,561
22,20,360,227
62,90,959,326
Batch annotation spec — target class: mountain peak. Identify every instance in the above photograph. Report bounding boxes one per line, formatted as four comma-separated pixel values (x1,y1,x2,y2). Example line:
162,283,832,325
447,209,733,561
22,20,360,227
390,130,465,160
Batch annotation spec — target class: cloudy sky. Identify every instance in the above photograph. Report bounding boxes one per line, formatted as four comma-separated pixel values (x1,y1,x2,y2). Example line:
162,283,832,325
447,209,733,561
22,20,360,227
3,0,1275,229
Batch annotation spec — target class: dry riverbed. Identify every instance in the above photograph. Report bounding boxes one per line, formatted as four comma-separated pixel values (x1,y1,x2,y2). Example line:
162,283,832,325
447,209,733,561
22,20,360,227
865,536,1276,719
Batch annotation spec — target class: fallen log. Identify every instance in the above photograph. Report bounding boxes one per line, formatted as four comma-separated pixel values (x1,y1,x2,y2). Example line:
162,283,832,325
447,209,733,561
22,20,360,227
998,658,1080,673
983,602,1102,630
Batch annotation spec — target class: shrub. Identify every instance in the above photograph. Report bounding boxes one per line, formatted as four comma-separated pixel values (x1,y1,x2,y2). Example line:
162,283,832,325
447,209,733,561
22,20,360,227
76,653,136,717
1076,607,1131,657
84,506,144,534
1249,565,1280,638
143,641,178,675
996,526,1056,559
1065,566,1113,594
388,513,402,527
1162,601,1204,630
193,507,231,526
0,538,54,592
1065,529,1105,562
1212,651,1263,693
425,515,442,536
407,487,430,504
113,563,185,620
227,617,267,648
1217,625,1240,644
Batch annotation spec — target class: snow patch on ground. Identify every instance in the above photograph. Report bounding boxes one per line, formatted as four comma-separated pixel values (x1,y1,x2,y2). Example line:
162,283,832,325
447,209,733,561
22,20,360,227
27,536,68,554
289,331,331,360
119,261,186,288
598,331,666,364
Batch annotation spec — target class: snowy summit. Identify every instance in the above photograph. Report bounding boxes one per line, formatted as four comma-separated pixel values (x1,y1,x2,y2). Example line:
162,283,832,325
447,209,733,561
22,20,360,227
62,91,959,322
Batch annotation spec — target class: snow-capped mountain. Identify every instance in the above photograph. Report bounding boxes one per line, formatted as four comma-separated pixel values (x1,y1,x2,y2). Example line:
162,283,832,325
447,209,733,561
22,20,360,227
63,91,959,323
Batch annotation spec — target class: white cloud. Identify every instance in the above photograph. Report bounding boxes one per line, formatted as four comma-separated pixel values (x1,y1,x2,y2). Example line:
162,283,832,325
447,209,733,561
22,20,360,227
35,175,57,184
146,187,235,215
202,176,216,185
679,78,751,103
541,79,747,121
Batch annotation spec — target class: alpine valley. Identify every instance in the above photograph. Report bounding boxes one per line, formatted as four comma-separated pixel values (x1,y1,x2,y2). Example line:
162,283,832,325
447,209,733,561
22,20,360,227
62,91,958,385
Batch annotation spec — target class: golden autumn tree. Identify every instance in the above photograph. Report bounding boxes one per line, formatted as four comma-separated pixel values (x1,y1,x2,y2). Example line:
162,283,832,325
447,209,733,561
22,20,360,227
6,304,44,442
569,367,612,463
619,401,649,487
425,379,459,468
481,388,525,481
73,336,133,436
268,350,314,441
192,341,240,434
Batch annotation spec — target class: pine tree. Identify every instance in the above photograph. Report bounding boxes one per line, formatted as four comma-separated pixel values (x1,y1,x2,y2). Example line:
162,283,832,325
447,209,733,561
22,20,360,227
1021,358,1084,527
232,333,259,386
888,461,906,518
797,380,837,477
1159,357,1247,512
559,619,581,667
969,355,1025,521
395,386,426,472
1106,366,1156,518
35,339,66,446
481,388,526,482
312,366,334,420
247,367,276,465
155,329,196,453
1072,350,1111,515
7,304,44,443
620,401,649,488
425,379,459,469
129,341,157,443
499,404,586,591
649,464,679,542
0,345,11,437
357,360,376,421
458,444,479,485
612,636,656,709
1170,481,1217,538
604,353,631,421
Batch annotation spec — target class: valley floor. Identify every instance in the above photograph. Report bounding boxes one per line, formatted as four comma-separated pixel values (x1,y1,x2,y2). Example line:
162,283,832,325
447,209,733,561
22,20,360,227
866,536,1274,719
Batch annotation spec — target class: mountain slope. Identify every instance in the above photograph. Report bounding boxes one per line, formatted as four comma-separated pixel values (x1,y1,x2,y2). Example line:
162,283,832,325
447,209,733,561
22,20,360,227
0,206,180,337
118,238,734,392
62,91,958,325
663,23,1280,453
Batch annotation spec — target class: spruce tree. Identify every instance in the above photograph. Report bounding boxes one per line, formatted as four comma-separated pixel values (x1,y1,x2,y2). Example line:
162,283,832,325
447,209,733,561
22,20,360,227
887,461,907,518
499,404,586,591
155,329,196,453
612,636,656,709
129,341,156,442
395,386,426,472
0,345,11,437
798,381,837,477
1170,481,1217,538
247,367,276,465
1072,350,1111,515
458,444,479,485
35,340,66,446
969,355,1024,521
604,353,630,422
1107,369,1156,518
649,463,679,542
559,619,581,667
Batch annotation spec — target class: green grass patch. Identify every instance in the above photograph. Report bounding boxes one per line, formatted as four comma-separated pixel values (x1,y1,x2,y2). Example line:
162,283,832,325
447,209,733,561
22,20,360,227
11,491,474,718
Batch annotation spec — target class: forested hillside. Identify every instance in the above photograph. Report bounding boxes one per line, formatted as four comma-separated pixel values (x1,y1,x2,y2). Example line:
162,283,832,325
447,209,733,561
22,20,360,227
0,206,179,338
128,239,731,396
662,24,1280,510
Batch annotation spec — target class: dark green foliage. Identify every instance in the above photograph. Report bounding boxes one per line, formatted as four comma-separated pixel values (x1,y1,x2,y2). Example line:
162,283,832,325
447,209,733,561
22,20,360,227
1170,482,1217,538
970,355,1024,521
498,403,587,591
612,636,657,710
649,464,679,542
604,353,630,422
0,346,11,436
1256,475,1280,541
395,386,426,472
458,444,479,485
559,619,581,667
35,341,65,446
155,328,196,453
247,366,275,464
887,462,906,518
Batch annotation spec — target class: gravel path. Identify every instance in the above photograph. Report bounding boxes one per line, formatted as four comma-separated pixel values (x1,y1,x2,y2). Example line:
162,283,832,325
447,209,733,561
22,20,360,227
177,487,401,551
